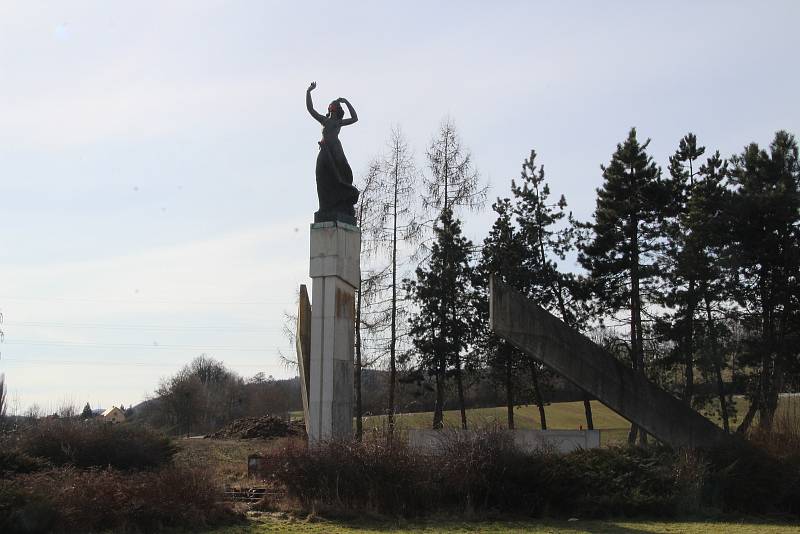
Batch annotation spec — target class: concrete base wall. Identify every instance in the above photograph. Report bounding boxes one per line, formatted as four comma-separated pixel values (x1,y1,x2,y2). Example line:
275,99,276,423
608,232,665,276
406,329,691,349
308,221,360,444
408,429,600,454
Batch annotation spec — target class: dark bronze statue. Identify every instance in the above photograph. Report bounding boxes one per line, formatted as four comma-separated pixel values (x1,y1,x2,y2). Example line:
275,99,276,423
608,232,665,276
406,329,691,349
306,81,359,224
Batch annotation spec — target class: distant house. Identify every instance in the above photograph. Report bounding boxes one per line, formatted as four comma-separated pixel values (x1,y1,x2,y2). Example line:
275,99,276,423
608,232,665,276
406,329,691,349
100,406,126,424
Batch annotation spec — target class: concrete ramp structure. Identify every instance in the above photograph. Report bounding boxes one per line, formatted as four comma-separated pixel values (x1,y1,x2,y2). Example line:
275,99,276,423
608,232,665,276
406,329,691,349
489,276,727,448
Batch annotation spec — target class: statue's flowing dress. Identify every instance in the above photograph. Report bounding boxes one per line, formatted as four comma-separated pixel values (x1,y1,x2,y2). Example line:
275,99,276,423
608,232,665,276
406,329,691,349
316,118,359,217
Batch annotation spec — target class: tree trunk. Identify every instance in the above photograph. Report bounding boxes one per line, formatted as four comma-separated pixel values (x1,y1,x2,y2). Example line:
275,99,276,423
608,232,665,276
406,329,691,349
762,360,782,431
388,157,399,438
683,278,696,405
433,369,444,429
631,218,647,446
628,297,639,445
758,271,776,431
505,345,514,430
737,397,759,435
355,283,363,441
530,361,547,430
455,356,467,430
582,394,594,430
628,423,639,444
705,296,729,433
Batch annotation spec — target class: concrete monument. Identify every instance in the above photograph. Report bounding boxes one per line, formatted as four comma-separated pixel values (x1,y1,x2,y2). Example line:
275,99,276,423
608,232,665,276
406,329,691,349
304,82,361,443
489,276,728,448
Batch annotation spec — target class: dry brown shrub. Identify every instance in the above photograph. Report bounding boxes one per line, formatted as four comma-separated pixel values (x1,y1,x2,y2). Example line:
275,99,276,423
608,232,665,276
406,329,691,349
747,407,800,463
11,465,240,533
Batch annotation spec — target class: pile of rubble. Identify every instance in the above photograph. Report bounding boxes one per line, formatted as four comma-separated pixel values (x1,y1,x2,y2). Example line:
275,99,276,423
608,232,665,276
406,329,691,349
206,416,305,440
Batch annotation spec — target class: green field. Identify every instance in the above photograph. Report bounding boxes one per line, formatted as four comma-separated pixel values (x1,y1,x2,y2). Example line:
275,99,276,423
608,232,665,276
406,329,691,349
352,395,800,446
364,401,630,445
208,515,800,533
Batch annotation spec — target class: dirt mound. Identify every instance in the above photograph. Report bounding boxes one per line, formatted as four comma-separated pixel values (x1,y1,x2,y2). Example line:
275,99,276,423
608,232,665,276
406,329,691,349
207,416,304,440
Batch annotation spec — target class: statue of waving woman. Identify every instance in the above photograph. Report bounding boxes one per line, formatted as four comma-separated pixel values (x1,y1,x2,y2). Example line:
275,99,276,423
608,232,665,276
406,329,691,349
306,81,360,224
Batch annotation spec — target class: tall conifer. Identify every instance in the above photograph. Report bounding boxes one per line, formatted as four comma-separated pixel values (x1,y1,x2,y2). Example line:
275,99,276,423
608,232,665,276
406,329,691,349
405,208,476,429
728,131,800,431
579,128,666,444
511,150,591,428
662,133,706,404
475,198,529,429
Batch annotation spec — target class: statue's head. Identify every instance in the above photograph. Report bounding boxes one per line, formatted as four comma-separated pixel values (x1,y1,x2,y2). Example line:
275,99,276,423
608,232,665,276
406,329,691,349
327,101,344,120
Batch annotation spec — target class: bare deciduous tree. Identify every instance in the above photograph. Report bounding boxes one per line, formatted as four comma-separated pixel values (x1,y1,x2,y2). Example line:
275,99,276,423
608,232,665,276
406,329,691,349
370,127,422,436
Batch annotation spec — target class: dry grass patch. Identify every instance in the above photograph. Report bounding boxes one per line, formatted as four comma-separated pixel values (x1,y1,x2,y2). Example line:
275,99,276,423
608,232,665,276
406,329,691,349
174,437,292,484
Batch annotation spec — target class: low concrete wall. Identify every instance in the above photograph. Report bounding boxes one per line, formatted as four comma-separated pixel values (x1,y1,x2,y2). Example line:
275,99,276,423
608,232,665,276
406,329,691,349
408,429,600,454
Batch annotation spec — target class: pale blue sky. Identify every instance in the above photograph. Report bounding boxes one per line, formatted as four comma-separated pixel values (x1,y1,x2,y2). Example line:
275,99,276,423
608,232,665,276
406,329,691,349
1,1,798,412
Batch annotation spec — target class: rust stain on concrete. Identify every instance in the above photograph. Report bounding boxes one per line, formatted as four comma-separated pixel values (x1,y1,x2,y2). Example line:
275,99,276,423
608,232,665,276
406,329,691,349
335,287,354,320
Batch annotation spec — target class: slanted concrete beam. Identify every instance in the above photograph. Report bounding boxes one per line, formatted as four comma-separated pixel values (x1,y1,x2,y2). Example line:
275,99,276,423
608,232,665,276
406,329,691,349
489,276,727,448
295,284,312,436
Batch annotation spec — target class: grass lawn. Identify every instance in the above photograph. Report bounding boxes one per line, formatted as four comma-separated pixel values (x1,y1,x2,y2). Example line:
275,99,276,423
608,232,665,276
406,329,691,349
366,401,630,445
205,515,800,533
354,395,800,447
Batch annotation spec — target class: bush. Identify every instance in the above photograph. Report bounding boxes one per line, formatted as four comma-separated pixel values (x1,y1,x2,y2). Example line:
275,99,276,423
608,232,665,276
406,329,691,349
706,438,800,516
0,450,48,476
273,429,687,518
276,437,432,516
7,465,240,533
272,428,799,519
747,411,800,464
0,481,58,534
16,419,177,470
433,427,555,515
555,446,681,517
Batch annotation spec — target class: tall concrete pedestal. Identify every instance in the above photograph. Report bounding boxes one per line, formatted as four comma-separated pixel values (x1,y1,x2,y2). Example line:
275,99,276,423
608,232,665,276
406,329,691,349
308,220,360,444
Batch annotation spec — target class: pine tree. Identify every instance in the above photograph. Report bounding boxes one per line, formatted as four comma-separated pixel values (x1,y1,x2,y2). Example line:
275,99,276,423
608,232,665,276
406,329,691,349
405,208,476,429
578,128,667,444
81,402,93,419
661,133,706,405
511,150,593,429
415,118,486,428
686,151,734,431
475,198,529,429
728,131,800,431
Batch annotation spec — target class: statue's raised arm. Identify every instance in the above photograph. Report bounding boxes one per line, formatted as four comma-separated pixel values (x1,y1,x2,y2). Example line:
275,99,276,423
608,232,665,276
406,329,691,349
306,81,325,124
338,97,358,126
